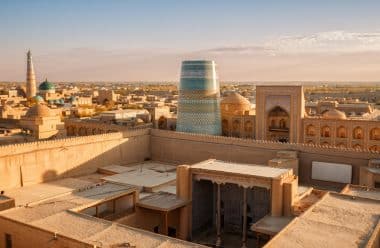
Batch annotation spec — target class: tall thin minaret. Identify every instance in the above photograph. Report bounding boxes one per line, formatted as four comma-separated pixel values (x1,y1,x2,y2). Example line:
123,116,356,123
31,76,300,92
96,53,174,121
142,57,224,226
26,50,36,99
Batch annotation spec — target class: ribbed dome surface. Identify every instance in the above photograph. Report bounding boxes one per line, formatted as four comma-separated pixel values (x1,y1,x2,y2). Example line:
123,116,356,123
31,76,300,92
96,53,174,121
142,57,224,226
322,109,347,120
25,103,53,118
221,92,251,115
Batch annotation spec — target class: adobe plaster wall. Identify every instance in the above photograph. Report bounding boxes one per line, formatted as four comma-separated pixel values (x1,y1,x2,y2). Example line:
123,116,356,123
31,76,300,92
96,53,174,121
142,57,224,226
1,127,377,191
0,217,92,248
151,130,378,185
0,129,150,190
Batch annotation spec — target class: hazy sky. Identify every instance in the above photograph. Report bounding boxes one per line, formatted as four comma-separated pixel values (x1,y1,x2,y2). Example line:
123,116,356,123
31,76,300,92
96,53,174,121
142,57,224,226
1,0,380,82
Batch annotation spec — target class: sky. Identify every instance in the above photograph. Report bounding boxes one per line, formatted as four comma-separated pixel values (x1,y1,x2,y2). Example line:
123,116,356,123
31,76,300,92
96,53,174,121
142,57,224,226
1,0,380,82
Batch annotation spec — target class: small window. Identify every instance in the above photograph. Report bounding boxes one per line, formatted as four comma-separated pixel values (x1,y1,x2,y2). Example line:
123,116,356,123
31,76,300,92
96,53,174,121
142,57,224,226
5,233,12,248
168,227,176,238
375,182,380,189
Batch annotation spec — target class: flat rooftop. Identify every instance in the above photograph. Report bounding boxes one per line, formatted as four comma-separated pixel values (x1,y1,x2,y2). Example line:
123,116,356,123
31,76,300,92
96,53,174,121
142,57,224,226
102,168,176,192
1,183,137,223
99,161,177,175
4,178,94,206
341,184,380,201
191,159,292,179
0,181,203,248
265,193,380,248
251,215,294,236
137,192,189,212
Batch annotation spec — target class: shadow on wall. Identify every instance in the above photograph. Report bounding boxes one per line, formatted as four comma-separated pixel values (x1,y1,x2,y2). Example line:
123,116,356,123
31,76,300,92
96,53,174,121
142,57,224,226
0,131,151,189
42,170,57,182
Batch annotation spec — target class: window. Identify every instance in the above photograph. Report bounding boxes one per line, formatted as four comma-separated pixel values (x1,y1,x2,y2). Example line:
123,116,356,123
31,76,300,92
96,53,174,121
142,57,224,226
168,227,176,237
370,128,380,140
244,121,253,132
375,182,380,189
337,126,347,138
353,127,363,139
306,124,316,136
222,119,229,136
232,120,240,131
5,233,12,248
321,126,331,138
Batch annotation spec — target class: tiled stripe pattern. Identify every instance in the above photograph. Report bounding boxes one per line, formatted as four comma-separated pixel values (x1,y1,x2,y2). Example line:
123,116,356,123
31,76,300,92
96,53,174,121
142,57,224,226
176,60,222,135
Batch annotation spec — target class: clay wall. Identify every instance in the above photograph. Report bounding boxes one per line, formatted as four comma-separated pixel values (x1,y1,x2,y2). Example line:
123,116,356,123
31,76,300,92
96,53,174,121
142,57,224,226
151,130,379,186
1,127,377,190
0,129,150,190
0,217,92,248
0,197,15,212
65,118,152,136
119,208,180,237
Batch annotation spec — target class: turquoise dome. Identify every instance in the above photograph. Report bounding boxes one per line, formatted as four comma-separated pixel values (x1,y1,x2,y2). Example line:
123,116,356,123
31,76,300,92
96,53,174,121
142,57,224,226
32,95,44,102
39,79,55,91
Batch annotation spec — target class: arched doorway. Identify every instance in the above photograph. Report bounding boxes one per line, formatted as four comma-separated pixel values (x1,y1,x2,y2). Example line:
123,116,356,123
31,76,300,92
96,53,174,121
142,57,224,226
267,106,289,142
222,119,229,136
158,116,167,129
232,119,241,137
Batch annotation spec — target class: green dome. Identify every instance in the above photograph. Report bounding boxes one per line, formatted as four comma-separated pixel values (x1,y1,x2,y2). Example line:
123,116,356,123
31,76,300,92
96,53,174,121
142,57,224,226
39,79,55,91
32,95,44,102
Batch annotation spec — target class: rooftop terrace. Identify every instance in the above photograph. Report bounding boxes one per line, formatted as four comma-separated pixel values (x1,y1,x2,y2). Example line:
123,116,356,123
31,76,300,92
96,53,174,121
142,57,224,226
265,193,380,248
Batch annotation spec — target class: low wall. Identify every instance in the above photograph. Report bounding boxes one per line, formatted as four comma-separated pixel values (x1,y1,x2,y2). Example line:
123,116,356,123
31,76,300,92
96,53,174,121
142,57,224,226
0,129,150,190
1,128,377,190
150,130,378,185
0,216,92,248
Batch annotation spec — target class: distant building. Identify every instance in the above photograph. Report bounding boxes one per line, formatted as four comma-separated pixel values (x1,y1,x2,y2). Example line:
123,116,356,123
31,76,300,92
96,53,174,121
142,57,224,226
98,109,150,124
220,92,255,138
38,79,62,102
305,100,373,117
219,86,380,151
97,89,118,104
20,103,65,139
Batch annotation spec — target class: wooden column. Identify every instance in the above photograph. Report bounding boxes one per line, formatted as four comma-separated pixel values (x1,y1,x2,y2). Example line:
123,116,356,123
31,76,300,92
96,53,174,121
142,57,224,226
216,183,222,247
241,187,248,248
271,178,283,217
161,211,168,235
177,165,192,240
133,192,137,212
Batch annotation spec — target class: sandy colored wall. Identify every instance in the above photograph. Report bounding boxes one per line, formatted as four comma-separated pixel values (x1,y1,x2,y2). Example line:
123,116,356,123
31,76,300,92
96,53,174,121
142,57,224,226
120,207,180,237
0,129,150,190
0,198,15,212
0,217,92,248
151,130,378,185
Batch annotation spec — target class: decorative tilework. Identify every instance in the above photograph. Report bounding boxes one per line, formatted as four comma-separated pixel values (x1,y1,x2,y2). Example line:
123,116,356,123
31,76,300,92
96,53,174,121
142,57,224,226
176,60,222,135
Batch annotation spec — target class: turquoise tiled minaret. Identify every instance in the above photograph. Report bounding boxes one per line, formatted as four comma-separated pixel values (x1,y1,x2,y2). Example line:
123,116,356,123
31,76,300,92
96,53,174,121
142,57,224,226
176,60,222,135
